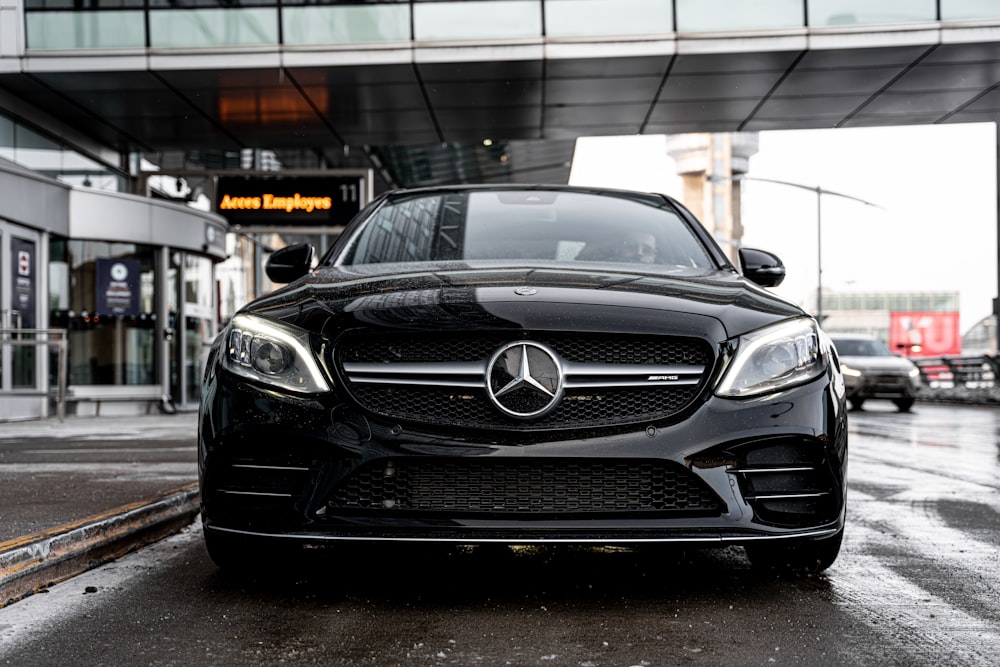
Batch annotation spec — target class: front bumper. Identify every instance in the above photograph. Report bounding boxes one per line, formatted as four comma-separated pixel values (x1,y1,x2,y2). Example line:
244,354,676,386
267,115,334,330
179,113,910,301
199,368,848,546
844,373,920,400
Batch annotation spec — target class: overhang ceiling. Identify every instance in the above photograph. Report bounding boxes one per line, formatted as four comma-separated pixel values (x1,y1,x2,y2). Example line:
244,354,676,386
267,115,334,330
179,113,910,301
4,34,1000,189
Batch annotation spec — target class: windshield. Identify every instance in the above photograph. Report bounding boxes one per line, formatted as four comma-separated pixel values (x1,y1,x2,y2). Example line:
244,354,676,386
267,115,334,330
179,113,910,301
833,337,893,357
335,190,717,269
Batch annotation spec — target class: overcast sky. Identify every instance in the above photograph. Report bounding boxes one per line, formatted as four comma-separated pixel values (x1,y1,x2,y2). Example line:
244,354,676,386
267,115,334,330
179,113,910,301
569,123,998,333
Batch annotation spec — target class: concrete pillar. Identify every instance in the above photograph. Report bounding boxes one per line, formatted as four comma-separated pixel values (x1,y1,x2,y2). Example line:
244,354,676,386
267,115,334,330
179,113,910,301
666,132,759,262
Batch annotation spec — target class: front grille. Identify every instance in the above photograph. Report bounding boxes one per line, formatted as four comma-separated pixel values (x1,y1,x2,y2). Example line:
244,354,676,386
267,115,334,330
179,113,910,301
337,332,712,430
343,333,708,366
351,385,699,428
326,459,722,516
869,374,907,389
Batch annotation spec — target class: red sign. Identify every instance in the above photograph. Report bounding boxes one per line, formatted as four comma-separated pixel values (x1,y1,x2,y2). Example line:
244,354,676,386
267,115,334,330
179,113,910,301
889,312,961,357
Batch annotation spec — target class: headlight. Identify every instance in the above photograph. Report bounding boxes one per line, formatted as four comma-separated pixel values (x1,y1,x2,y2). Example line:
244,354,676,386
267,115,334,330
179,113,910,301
840,364,862,378
222,313,331,394
716,318,824,398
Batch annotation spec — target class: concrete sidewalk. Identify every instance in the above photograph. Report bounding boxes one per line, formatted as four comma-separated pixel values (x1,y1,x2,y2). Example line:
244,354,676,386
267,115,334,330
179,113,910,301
0,412,201,607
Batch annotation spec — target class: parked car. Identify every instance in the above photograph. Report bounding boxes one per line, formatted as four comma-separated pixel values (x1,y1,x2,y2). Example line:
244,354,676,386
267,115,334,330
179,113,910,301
829,333,921,412
199,185,848,574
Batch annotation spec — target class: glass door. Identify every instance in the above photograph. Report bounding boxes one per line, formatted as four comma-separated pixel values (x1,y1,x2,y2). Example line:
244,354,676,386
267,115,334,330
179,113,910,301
168,252,217,408
183,255,216,407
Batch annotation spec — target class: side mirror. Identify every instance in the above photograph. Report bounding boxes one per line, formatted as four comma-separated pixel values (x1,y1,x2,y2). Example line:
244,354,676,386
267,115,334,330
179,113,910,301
265,243,314,284
739,248,785,288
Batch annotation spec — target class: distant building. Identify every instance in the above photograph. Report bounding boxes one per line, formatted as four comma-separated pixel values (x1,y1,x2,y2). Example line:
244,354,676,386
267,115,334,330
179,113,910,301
820,291,963,356
963,316,998,356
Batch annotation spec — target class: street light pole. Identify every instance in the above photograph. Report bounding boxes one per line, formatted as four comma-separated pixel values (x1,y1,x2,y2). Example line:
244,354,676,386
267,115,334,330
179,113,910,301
816,185,823,322
736,176,880,323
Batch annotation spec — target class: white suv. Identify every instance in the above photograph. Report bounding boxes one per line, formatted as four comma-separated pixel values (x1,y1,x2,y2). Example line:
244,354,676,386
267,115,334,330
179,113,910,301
830,333,922,412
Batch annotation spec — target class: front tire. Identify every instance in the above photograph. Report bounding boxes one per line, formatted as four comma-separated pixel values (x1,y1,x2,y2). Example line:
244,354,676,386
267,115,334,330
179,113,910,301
893,398,915,412
745,528,843,574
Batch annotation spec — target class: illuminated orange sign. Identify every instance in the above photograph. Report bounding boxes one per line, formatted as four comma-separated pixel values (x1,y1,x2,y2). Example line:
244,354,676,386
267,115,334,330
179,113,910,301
216,175,361,228
219,193,333,213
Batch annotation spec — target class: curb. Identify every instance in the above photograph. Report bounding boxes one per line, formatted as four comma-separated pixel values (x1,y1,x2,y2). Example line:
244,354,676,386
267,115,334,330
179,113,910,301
0,483,200,608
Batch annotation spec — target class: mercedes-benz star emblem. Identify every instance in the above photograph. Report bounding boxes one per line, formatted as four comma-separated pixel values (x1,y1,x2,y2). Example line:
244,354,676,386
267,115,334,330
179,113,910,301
486,341,565,419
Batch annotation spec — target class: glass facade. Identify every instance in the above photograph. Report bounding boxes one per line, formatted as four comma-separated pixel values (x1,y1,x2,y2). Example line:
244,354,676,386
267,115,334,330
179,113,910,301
49,239,159,387
823,291,961,313
20,0,1000,51
45,238,217,405
820,291,962,344
0,113,124,191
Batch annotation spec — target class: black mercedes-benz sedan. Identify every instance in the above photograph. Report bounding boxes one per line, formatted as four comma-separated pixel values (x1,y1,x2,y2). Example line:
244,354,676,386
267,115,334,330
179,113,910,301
199,185,848,574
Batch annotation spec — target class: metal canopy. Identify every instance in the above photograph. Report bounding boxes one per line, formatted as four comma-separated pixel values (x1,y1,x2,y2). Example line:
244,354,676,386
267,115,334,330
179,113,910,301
4,36,1000,188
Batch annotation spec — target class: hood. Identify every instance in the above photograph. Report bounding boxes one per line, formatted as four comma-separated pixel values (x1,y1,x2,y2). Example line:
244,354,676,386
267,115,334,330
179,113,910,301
241,263,805,342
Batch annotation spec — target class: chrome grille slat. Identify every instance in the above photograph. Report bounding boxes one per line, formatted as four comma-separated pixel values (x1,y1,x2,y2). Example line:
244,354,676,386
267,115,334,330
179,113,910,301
344,360,705,389
220,490,295,498
746,492,831,500
343,360,485,388
730,466,819,474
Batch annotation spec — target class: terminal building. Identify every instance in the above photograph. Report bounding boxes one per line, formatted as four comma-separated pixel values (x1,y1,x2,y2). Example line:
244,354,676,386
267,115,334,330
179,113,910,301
2,1,1000,420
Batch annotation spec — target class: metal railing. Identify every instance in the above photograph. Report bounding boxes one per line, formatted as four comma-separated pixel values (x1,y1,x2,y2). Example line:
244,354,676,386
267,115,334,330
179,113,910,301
912,354,1000,405
913,355,998,387
0,328,68,421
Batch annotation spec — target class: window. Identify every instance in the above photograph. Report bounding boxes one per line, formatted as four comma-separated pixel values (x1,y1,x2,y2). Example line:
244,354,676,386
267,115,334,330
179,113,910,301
941,0,1000,20
676,0,803,32
149,8,279,47
0,112,123,190
545,0,672,37
808,0,936,26
284,4,410,44
412,1,542,41
26,10,146,49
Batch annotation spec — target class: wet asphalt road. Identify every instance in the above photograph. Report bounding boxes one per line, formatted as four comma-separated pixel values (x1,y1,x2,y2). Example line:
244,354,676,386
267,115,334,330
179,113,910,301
2,402,999,666
0,415,197,541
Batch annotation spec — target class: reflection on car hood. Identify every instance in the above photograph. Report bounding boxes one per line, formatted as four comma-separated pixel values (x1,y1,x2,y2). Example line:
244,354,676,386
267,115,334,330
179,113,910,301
242,264,804,340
